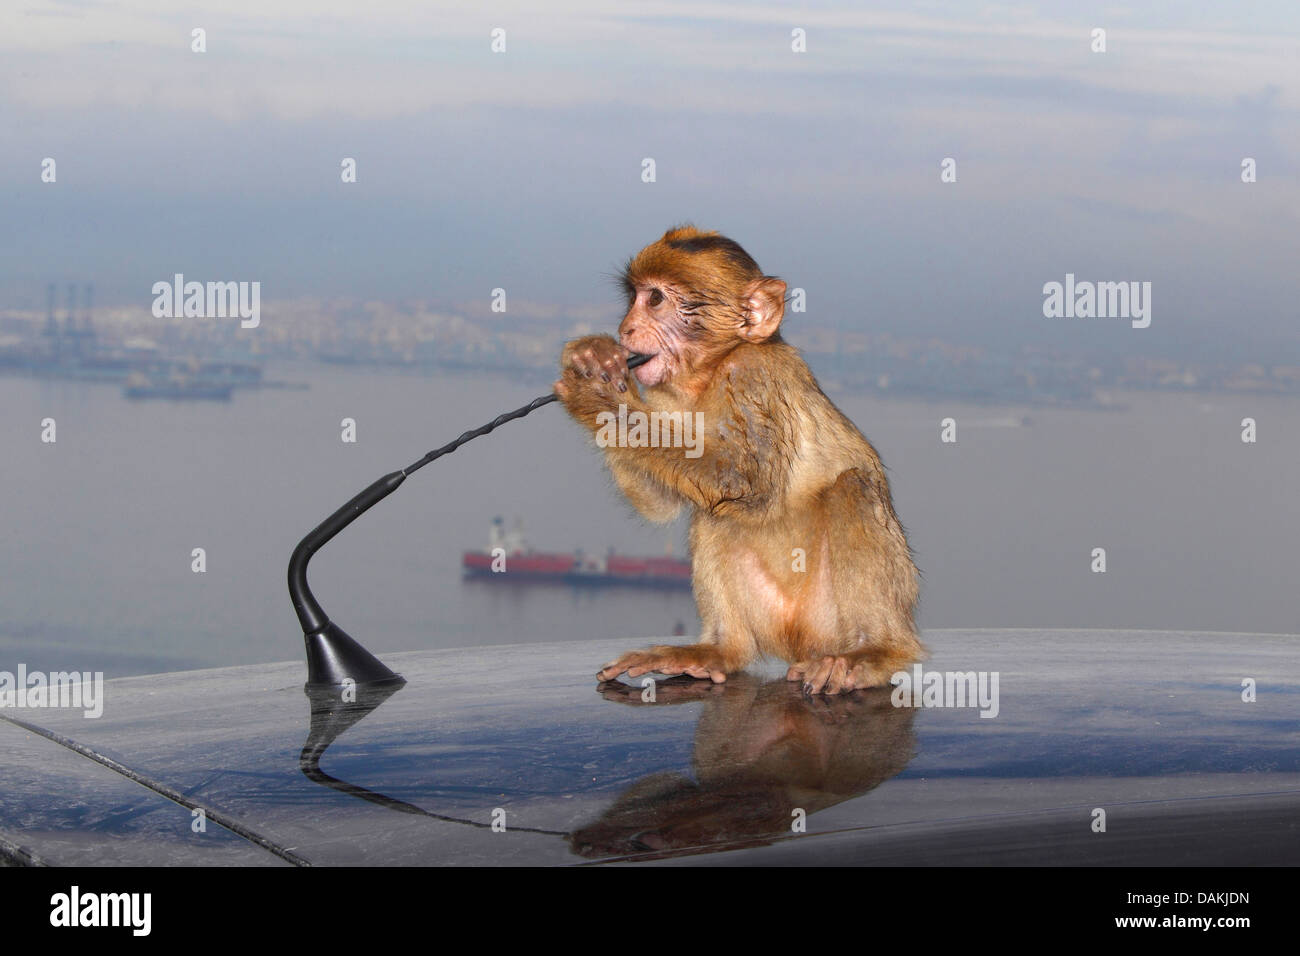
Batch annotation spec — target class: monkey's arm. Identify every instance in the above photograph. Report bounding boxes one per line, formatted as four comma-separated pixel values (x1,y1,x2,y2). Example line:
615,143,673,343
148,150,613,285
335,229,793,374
607,458,683,523
555,336,793,519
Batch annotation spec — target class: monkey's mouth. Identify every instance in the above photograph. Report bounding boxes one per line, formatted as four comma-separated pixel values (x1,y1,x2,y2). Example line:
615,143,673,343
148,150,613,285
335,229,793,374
633,352,669,387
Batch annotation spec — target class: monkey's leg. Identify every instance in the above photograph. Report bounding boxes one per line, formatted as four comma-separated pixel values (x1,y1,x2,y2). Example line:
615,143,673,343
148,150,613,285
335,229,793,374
597,567,759,684
596,503,772,685
786,468,924,695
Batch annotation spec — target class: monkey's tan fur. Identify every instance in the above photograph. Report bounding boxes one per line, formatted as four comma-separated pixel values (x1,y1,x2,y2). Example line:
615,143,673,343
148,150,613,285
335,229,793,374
555,226,923,694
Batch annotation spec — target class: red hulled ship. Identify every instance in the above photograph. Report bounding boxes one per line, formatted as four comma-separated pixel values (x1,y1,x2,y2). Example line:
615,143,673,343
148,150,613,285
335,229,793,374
462,517,691,589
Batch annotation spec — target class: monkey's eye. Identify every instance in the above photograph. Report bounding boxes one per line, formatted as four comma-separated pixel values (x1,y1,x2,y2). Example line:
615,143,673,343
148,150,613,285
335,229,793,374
646,288,664,307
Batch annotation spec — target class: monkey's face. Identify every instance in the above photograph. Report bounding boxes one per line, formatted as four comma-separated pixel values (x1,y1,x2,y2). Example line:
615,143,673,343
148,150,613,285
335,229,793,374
618,227,788,389
619,280,746,388
619,282,692,387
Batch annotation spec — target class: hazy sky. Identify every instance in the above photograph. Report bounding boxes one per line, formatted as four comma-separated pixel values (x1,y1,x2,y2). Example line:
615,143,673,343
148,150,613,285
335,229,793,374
2,1,1297,354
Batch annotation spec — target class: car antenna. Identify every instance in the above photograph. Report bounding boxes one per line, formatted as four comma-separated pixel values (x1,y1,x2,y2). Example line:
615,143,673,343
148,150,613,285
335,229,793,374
287,352,653,688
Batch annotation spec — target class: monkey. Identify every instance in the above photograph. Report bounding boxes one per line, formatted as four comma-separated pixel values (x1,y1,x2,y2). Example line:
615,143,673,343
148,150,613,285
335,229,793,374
554,225,923,695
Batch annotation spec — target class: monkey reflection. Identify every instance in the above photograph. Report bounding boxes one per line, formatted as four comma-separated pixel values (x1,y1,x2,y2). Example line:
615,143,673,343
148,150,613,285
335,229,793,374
568,676,916,860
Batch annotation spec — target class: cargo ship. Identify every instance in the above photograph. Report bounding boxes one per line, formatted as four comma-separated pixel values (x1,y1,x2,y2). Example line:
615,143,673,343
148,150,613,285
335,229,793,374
462,517,691,589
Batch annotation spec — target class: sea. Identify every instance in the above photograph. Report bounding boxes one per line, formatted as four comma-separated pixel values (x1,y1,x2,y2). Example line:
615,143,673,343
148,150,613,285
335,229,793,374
1,361,1296,678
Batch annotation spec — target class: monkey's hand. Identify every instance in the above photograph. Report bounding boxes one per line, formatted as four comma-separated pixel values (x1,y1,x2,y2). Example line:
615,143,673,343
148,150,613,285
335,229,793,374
597,644,732,684
554,335,634,416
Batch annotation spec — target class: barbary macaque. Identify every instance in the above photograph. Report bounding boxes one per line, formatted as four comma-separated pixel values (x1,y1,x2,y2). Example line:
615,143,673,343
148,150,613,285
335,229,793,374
554,225,922,695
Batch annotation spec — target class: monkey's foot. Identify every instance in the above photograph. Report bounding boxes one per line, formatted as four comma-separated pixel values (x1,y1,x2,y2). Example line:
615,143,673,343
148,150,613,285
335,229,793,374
597,645,731,684
787,653,904,695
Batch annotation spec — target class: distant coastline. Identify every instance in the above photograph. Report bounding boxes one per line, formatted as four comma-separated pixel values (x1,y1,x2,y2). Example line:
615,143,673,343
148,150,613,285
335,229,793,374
3,298,1297,410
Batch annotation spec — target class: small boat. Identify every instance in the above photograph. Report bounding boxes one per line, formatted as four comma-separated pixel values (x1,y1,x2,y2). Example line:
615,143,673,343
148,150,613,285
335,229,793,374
123,370,233,401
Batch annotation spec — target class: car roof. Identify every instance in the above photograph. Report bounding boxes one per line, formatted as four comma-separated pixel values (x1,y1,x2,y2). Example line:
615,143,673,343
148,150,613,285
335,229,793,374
3,629,1298,865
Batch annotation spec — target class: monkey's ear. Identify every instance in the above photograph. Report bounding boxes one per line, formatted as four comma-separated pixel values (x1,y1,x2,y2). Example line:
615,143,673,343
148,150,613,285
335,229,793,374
740,278,786,342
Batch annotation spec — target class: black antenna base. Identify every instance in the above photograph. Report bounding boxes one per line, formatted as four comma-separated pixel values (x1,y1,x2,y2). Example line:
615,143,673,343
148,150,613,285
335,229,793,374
304,620,405,689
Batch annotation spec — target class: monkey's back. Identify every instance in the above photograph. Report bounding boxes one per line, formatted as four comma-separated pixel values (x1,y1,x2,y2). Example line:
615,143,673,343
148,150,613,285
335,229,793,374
728,341,895,511
686,341,920,661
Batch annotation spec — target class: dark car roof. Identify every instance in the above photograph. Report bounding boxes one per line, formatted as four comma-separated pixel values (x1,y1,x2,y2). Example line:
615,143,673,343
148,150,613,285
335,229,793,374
2,629,1298,865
